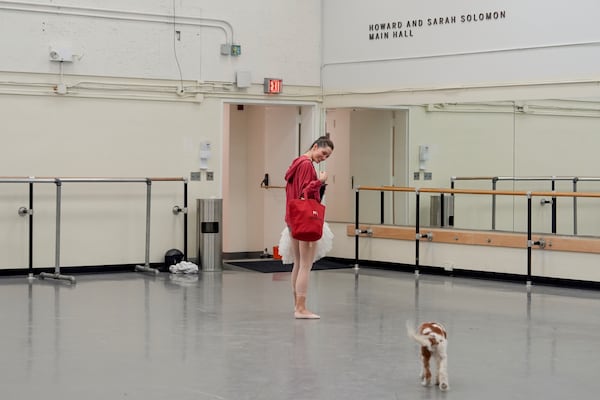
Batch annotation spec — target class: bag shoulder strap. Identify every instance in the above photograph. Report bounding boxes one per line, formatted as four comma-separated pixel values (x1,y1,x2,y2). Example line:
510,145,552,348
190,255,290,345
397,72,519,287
294,156,317,200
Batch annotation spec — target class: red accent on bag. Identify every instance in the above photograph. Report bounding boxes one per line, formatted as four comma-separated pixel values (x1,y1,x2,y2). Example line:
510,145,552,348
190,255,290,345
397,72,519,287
288,198,325,242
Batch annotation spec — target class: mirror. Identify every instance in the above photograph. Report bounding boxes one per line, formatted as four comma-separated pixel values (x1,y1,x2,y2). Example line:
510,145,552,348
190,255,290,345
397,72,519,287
324,98,600,237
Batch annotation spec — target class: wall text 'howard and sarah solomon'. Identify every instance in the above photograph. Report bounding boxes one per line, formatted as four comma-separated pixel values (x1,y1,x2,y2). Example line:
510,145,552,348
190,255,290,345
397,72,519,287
368,10,506,40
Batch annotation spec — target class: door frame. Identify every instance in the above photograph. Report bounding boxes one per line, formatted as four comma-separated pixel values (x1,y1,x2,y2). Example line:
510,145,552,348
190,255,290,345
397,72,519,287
221,99,321,258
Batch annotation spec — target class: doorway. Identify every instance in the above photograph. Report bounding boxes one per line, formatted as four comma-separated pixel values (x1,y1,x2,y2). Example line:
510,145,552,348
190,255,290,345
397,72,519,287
223,103,316,258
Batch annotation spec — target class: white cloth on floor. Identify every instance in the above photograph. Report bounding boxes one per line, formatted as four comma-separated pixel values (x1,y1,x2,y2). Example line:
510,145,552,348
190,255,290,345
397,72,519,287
169,261,199,274
278,222,334,265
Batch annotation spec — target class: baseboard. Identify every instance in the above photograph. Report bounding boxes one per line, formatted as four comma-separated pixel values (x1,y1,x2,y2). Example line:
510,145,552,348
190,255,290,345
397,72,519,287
0,263,166,277
223,251,265,260
3,257,599,291
325,257,600,291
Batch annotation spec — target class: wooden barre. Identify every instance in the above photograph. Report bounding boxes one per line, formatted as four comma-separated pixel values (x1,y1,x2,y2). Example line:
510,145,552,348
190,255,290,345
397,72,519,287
346,224,600,254
358,186,416,193
356,185,600,198
260,185,285,189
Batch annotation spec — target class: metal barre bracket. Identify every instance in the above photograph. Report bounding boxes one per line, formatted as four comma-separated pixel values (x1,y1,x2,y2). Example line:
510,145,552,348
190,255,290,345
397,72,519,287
172,205,188,215
528,238,546,248
355,228,373,236
540,198,553,206
18,207,33,216
416,232,433,241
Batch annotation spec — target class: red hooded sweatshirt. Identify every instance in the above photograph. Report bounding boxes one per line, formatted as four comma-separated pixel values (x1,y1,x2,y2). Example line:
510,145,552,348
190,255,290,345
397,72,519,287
284,155,322,225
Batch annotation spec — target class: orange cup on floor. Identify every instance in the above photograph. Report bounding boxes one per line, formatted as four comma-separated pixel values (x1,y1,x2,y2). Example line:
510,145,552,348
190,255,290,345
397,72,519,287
273,245,282,260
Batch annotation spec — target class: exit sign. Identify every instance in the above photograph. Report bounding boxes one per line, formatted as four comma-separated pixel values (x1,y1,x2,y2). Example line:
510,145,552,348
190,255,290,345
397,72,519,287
264,78,283,94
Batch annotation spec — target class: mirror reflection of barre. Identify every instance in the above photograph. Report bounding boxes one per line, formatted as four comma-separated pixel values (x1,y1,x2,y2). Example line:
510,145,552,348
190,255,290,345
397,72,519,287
260,173,269,187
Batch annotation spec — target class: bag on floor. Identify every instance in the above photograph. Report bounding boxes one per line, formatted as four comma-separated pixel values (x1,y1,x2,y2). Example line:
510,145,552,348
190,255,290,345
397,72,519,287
288,197,325,242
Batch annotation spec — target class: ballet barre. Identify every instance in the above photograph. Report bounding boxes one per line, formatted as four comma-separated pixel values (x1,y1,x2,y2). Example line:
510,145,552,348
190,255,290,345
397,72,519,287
353,185,600,286
0,176,188,282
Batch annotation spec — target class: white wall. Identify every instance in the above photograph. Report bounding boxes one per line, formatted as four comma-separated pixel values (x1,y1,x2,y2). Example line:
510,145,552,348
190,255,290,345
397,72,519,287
0,0,323,270
0,93,222,268
322,0,600,95
0,0,322,85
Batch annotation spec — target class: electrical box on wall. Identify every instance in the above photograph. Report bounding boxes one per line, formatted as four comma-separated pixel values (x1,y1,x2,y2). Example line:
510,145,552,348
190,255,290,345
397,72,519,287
220,44,231,55
419,144,430,170
49,47,73,62
199,141,211,170
419,145,430,161
236,70,252,88
230,44,241,56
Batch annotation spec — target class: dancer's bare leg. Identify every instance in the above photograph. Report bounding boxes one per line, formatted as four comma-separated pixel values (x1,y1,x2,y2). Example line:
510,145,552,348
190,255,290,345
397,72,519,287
294,241,319,319
290,238,301,311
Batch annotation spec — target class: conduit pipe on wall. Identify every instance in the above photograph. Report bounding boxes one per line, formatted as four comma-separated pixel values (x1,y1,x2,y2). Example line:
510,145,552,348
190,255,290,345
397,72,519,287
0,0,235,43
0,79,207,102
0,78,323,103
425,101,600,118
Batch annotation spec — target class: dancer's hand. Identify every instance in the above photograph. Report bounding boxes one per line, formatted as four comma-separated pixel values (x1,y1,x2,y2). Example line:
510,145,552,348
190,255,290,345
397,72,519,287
319,171,328,183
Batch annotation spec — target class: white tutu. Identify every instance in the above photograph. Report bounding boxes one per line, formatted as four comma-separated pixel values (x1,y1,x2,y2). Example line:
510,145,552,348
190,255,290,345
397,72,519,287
278,222,334,265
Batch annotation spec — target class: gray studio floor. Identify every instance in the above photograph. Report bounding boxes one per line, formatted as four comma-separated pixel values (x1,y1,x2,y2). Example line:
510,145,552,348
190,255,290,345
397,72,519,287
2,264,600,400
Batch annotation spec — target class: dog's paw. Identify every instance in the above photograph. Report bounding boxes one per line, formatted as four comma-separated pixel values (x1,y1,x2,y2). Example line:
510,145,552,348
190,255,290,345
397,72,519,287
439,382,449,391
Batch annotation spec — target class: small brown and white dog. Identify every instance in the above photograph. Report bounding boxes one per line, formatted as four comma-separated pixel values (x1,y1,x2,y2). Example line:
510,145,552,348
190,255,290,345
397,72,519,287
406,321,449,391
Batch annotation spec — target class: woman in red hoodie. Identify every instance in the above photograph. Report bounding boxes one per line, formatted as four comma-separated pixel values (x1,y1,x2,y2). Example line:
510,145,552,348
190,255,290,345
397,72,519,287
283,136,334,319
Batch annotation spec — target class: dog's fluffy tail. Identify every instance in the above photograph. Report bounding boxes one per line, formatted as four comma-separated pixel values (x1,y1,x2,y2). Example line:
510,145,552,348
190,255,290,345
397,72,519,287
406,320,431,349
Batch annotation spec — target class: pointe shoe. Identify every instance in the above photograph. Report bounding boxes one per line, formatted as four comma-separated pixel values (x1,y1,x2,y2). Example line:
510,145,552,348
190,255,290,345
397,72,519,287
294,311,320,319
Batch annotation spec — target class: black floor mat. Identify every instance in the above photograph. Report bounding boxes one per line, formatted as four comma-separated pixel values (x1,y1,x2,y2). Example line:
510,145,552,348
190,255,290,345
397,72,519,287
226,258,352,273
